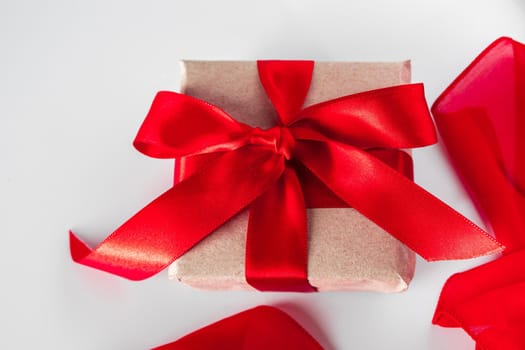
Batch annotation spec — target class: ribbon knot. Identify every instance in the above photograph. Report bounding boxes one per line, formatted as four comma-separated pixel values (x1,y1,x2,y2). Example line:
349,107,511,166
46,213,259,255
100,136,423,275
249,126,295,160
69,60,503,291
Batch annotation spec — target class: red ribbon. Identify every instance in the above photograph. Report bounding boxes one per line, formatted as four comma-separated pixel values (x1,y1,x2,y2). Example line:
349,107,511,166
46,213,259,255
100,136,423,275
70,60,502,291
432,37,525,349
151,305,324,350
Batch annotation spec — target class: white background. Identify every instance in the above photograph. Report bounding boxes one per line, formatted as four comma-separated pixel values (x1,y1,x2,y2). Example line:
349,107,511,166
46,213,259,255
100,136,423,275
1,0,524,349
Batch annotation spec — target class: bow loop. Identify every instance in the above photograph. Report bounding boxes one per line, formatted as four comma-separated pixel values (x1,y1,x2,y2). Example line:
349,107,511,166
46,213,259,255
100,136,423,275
134,91,251,159
294,84,437,149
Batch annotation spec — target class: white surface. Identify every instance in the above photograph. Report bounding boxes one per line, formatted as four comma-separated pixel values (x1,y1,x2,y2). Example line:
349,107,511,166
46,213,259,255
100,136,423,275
1,0,523,349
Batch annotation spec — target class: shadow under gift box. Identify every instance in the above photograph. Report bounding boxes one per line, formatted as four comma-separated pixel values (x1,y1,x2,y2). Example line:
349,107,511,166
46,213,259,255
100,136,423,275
169,61,416,292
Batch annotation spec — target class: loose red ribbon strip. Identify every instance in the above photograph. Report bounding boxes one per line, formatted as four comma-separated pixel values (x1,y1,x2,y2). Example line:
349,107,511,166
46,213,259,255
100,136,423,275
432,37,525,349
70,60,503,292
151,305,324,350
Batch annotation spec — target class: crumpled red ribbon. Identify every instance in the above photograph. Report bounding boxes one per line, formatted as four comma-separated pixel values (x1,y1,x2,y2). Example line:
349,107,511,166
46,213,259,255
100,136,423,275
151,305,324,350
432,37,525,349
70,60,502,292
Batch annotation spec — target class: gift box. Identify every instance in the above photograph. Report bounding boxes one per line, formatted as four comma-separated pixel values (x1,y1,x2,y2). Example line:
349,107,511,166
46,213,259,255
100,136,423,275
70,58,502,291
169,60,416,292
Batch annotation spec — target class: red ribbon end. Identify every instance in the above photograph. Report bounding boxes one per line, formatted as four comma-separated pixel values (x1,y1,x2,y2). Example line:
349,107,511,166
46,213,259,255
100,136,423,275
69,230,93,262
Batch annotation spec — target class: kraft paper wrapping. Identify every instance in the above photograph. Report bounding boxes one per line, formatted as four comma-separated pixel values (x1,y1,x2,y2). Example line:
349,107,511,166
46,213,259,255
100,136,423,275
168,61,416,292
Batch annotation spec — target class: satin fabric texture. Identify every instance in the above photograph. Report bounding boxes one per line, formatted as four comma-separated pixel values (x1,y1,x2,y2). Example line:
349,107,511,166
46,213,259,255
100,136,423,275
432,37,525,350
152,306,324,350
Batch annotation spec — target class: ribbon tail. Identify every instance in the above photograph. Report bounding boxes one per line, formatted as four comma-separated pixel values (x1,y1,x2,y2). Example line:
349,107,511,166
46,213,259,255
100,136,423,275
151,305,324,350
246,166,316,292
295,140,504,261
70,147,284,280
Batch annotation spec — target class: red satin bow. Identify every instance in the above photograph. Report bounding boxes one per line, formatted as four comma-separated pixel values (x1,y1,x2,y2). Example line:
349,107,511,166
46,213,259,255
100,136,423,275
432,37,525,349
151,305,324,350
70,60,502,291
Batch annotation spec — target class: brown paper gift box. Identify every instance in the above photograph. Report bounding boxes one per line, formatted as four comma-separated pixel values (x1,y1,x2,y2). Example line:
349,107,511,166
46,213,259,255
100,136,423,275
168,61,416,292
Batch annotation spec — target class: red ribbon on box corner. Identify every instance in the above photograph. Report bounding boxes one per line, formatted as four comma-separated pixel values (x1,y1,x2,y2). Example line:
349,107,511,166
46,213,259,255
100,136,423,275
432,37,525,349
70,60,503,292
